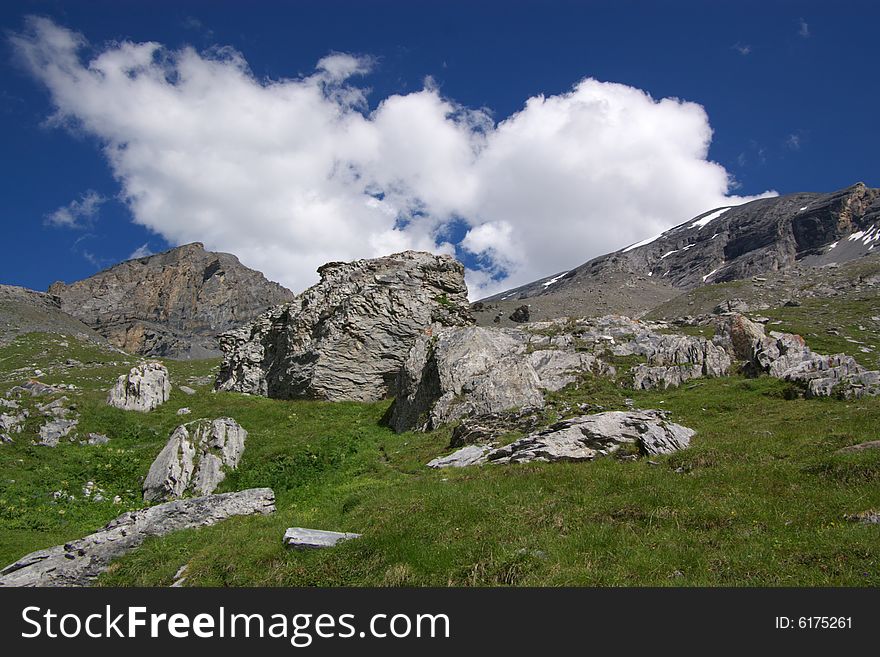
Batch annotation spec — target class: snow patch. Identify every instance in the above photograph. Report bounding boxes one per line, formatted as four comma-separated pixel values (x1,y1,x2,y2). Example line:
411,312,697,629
541,271,569,288
623,232,664,252
702,268,720,283
660,249,679,259
690,207,730,230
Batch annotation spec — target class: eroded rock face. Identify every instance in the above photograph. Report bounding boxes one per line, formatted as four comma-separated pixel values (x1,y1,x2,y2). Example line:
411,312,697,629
107,362,171,412
429,410,694,468
143,418,248,502
215,251,473,402
48,243,294,359
714,314,880,398
0,488,276,587
390,316,729,432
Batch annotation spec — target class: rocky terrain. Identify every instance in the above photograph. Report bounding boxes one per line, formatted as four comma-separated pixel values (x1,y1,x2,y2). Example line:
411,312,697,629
0,284,109,347
216,251,473,401
475,183,880,325
48,243,294,359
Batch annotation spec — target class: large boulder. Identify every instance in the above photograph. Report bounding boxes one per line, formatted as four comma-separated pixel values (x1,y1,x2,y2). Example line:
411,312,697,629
143,418,248,502
0,488,275,587
428,410,694,468
390,316,730,432
215,251,473,402
107,362,171,412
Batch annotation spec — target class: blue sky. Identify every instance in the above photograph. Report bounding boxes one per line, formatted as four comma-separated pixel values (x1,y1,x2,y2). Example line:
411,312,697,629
1,0,878,297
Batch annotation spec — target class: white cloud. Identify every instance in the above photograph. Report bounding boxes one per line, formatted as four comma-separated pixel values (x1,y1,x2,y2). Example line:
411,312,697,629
13,17,775,298
44,189,105,228
128,242,154,259
798,18,810,38
733,43,752,56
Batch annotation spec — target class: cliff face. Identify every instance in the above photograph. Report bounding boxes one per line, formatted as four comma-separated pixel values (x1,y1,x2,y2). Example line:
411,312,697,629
215,251,474,402
48,243,295,359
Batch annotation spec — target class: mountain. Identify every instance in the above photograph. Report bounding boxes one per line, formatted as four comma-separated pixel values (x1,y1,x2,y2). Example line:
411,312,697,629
474,182,880,326
47,243,295,359
0,284,108,347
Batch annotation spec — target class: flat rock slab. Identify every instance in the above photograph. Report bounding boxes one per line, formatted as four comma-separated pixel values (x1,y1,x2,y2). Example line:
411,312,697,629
283,527,361,549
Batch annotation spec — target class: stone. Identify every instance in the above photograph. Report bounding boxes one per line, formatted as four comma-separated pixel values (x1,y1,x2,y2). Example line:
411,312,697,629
0,410,28,436
509,304,530,323
179,385,196,395
715,313,880,398
216,251,473,402
427,444,493,469
283,527,361,550
177,407,192,415
449,409,542,448
428,410,694,468
0,488,276,587
7,380,60,397
836,440,880,454
108,362,171,412
48,243,294,359
37,418,78,447
390,326,544,432
84,433,109,446
142,417,248,502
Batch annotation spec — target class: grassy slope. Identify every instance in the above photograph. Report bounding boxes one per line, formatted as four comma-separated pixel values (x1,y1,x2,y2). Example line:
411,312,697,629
1,313,879,586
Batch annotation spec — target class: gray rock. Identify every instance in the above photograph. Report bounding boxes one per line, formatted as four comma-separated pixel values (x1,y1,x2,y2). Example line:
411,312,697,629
176,407,192,415
429,410,694,468
390,326,544,432
7,380,60,397
283,527,361,549
215,251,473,402
84,433,109,446
142,418,248,502
0,488,275,587
427,444,493,469
715,313,880,397
509,304,530,323
37,418,78,447
836,440,880,454
0,410,28,436
107,362,171,412
179,385,196,395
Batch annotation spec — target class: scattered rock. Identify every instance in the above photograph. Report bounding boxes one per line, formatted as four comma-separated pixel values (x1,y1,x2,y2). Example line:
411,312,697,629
836,440,880,454
179,385,196,396
7,380,60,397
509,304,530,323
107,362,171,412
283,527,361,549
0,488,276,586
427,444,493,469
429,410,694,468
844,510,880,525
216,251,473,402
176,407,192,416
142,418,248,502
171,564,189,587
37,418,78,447
83,433,109,446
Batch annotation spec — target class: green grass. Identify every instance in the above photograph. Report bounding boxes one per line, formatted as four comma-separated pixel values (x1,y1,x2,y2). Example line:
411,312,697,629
1,325,879,587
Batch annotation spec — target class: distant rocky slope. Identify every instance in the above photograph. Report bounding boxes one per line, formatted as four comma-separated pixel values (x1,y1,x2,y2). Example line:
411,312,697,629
48,243,295,359
216,251,473,401
476,183,880,325
0,284,108,347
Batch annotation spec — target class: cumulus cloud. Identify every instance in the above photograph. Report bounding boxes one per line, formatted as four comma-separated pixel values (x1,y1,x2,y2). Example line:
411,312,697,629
44,189,105,228
13,16,774,298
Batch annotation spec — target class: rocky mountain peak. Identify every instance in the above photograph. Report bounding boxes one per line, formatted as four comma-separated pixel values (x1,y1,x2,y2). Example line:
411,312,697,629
47,243,295,359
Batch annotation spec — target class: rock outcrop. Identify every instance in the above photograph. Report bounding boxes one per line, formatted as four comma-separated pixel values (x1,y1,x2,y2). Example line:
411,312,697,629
283,528,361,549
143,418,248,502
391,316,729,432
107,362,171,412
428,410,694,468
215,251,473,402
48,243,294,359
715,314,880,398
0,488,276,587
